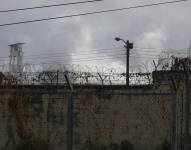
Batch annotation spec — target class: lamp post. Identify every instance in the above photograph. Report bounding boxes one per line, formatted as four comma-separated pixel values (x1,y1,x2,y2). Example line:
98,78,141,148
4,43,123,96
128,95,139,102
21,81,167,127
115,37,133,86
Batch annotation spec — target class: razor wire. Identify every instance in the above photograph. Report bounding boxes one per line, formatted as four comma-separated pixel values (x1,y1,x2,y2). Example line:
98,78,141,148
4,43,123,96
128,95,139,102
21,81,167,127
0,63,152,86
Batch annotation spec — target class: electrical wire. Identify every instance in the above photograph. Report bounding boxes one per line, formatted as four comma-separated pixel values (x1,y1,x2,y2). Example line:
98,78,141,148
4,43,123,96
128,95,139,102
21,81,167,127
134,46,188,52
0,52,126,62
0,49,177,61
0,0,189,27
132,50,188,56
23,49,189,58
23,47,124,58
0,0,103,13
25,46,187,54
0,46,186,60
0,47,187,62
29,52,157,61
26,51,125,60
27,55,126,63
0,47,124,59
27,53,126,61
24,54,158,64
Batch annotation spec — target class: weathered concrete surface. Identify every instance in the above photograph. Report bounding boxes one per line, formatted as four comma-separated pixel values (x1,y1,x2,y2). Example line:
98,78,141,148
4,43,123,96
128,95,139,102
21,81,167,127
73,87,172,150
0,89,69,150
0,84,174,150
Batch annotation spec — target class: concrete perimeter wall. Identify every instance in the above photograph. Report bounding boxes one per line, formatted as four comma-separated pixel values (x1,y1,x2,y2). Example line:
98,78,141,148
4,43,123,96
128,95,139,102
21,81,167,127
0,84,172,150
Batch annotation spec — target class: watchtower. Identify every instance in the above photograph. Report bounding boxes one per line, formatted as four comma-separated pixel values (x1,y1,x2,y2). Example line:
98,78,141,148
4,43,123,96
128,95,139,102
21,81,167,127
9,43,24,73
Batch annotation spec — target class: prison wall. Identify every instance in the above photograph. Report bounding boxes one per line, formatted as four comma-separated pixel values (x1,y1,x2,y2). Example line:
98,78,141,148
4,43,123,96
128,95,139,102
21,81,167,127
0,88,69,150
73,87,172,150
0,81,174,150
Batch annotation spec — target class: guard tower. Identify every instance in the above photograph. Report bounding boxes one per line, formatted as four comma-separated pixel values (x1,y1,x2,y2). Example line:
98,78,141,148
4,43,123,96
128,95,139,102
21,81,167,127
9,43,24,73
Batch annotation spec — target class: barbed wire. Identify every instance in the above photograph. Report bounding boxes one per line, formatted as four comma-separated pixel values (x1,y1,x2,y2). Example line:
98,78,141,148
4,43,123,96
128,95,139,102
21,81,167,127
1,53,188,86
0,63,152,86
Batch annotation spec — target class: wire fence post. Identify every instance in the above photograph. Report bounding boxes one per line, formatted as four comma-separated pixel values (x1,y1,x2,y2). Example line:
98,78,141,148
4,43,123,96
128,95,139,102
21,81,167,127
65,72,74,150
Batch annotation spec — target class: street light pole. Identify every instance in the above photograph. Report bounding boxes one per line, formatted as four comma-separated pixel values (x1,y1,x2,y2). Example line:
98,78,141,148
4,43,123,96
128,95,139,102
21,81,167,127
115,37,133,86
125,40,131,86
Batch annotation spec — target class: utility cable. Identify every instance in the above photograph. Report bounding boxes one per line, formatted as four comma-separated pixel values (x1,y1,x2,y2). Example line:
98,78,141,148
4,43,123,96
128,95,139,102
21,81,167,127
25,54,158,64
0,48,124,59
0,48,186,61
134,46,188,52
23,47,124,58
27,55,126,63
0,46,186,59
26,53,126,61
23,50,188,59
0,0,189,27
0,50,168,61
0,0,103,13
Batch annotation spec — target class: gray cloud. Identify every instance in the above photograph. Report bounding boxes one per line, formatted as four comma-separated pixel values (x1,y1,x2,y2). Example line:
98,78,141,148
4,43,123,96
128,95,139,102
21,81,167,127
0,0,191,70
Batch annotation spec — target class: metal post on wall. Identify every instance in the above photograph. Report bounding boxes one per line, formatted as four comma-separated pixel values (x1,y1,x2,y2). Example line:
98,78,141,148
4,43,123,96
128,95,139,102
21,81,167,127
182,62,190,150
170,76,178,150
65,72,74,150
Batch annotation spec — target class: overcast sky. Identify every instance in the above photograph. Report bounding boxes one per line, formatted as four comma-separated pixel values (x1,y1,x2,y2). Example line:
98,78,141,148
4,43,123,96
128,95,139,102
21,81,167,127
0,0,191,71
